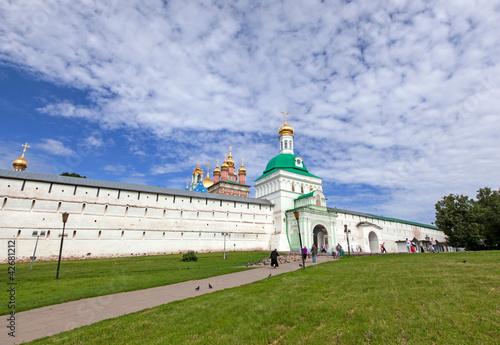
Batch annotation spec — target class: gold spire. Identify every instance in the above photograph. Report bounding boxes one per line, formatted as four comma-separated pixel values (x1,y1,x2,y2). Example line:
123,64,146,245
213,158,221,175
205,161,211,177
221,154,229,170
238,158,246,174
202,161,213,188
12,142,30,171
193,161,203,175
278,108,294,136
227,146,235,167
281,108,289,122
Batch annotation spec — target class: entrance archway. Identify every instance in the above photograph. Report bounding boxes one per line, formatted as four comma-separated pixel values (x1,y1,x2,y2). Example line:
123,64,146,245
313,225,328,250
368,231,379,253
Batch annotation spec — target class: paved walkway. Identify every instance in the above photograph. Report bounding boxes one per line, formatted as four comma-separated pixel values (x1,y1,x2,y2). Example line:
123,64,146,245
3,255,334,344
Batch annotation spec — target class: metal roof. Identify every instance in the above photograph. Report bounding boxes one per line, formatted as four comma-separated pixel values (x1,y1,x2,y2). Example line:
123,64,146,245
256,153,320,181
0,169,272,206
327,207,438,230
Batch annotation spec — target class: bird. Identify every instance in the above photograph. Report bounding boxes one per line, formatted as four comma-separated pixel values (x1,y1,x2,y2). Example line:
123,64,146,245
268,273,272,278
463,260,467,263
195,286,200,291
209,283,213,289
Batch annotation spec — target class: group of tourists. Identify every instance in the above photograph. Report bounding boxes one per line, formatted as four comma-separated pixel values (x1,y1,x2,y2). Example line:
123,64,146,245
271,242,367,266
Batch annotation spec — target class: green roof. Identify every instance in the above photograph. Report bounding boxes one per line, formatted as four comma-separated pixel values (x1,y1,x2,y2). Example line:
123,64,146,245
256,154,320,181
327,207,439,230
296,192,314,200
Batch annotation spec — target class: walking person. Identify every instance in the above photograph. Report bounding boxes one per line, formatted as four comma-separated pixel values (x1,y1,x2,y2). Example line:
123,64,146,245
311,244,318,263
381,242,387,253
406,238,411,253
302,246,308,262
270,249,279,268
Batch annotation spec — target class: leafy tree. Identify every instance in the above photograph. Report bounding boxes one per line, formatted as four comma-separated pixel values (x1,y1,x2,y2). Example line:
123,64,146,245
60,172,86,178
475,187,500,248
434,194,480,250
435,187,500,250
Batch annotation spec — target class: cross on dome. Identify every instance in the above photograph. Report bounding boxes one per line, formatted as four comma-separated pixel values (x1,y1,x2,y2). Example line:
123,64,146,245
280,108,289,123
21,142,30,157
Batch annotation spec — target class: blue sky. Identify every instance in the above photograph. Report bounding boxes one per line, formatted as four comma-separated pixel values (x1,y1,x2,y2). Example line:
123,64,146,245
1,0,499,224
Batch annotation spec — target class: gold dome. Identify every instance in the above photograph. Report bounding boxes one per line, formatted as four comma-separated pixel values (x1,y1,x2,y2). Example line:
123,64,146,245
213,160,221,175
227,146,235,167
221,154,229,170
193,162,203,176
202,175,214,188
12,143,30,171
278,120,294,136
238,161,246,175
13,157,28,171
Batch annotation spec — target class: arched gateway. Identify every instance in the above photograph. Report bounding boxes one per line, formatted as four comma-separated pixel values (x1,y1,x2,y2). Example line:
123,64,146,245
368,231,379,253
313,225,328,249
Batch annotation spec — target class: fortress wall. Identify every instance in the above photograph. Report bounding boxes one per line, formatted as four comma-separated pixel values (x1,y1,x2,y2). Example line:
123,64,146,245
333,212,447,253
0,177,274,262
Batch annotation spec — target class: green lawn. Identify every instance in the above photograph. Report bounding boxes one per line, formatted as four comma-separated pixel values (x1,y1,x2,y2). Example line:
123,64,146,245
1,251,269,315
28,251,500,344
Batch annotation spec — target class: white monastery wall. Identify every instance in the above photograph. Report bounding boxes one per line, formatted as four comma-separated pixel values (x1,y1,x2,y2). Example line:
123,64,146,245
333,211,448,253
0,175,274,262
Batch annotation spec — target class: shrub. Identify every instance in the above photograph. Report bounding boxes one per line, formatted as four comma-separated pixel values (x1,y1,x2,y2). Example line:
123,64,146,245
181,251,198,262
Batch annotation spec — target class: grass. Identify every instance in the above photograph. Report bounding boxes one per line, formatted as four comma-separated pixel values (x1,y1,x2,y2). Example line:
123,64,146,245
1,251,269,315
26,251,500,344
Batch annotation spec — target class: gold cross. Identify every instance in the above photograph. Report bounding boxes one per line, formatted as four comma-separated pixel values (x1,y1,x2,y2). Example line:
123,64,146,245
229,146,232,155
280,108,289,122
206,161,211,175
21,142,30,157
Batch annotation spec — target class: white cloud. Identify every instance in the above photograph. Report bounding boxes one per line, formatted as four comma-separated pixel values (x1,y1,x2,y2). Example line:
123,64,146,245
1,0,499,223
37,138,74,156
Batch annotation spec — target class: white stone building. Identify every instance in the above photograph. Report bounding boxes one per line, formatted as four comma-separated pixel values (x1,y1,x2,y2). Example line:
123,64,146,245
0,170,274,262
0,120,452,262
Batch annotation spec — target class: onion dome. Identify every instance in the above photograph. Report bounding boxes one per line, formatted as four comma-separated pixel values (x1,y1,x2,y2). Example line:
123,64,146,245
202,162,214,188
227,146,235,167
213,160,221,175
13,156,28,171
12,143,30,171
202,174,214,188
221,154,229,170
278,120,294,136
193,162,203,176
238,159,246,175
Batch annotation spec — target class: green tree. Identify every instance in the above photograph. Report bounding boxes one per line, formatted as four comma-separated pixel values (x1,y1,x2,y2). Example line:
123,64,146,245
434,194,480,250
60,172,87,178
475,187,500,248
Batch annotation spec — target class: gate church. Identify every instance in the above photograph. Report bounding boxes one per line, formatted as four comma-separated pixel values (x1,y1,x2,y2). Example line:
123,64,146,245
0,115,449,262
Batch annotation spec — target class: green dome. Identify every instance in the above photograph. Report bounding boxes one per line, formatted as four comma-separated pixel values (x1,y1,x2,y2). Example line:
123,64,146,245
256,154,319,181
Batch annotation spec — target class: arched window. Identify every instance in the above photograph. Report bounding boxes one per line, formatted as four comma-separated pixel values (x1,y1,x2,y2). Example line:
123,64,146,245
284,141,288,149
292,183,295,192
